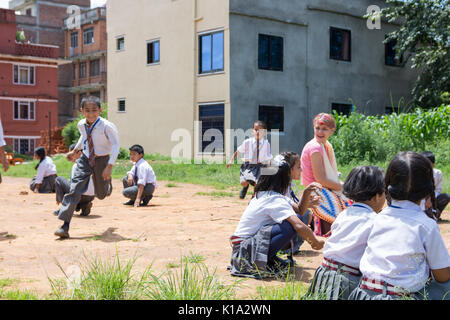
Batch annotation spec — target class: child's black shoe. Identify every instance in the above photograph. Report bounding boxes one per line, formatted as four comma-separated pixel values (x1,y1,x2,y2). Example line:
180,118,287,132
123,200,135,206
80,202,93,216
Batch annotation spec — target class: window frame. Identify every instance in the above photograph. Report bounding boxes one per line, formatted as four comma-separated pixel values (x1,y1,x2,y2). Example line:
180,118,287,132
198,29,224,75
116,36,125,52
384,38,404,67
13,100,36,121
89,59,100,77
331,102,353,116
117,98,126,113
13,138,35,155
83,27,95,46
197,102,225,154
79,61,87,78
258,33,284,72
13,64,35,85
146,39,160,66
258,105,285,133
329,27,351,62
70,31,79,48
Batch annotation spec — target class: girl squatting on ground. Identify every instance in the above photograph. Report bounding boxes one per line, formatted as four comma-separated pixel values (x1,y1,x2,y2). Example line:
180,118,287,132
228,153,324,279
29,146,57,194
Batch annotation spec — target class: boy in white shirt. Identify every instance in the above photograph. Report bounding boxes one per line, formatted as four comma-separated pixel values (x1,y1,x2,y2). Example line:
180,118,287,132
54,144,95,217
55,96,120,239
308,166,385,300
122,144,157,207
226,120,272,199
350,152,450,300
0,118,9,183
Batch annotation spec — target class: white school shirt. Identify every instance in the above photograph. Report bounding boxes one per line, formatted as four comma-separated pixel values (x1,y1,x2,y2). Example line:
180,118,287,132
126,158,158,187
237,137,272,163
323,203,376,269
359,200,450,292
0,118,5,148
71,163,94,196
233,191,295,238
74,117,120,165
35,156,57,184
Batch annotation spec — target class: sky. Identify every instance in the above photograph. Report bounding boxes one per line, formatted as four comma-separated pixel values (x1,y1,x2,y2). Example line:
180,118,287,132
0,0,107,9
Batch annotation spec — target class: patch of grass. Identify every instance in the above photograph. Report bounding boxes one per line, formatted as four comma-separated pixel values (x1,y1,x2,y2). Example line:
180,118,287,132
85,236,100,242
195,191,235,198
48,250,151,300
0,278,17,288
165,183,179,188
143,257,241,300
182,252,205,264
0,288,39,300
166,262,181,269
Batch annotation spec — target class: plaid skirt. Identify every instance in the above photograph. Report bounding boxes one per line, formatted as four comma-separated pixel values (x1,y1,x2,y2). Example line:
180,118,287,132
239,163,262,184
229,224,273,279
308,264,361,300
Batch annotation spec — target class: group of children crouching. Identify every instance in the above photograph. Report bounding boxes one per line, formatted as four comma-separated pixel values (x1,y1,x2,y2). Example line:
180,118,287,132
28,96,157,239
229,150,450,300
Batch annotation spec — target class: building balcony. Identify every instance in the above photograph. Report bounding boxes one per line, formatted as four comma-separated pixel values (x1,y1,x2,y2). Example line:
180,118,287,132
9,0,34,10
64,7,106,30
15,41,59,59
72,72,107,91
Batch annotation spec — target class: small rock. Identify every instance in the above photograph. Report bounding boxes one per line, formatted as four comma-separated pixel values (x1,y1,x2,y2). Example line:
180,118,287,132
20,191,28,195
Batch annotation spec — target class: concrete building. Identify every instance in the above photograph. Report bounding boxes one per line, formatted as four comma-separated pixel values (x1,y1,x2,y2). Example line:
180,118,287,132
0,8,62,154
8,0,91,125
107,0,416,160
64,6,107,113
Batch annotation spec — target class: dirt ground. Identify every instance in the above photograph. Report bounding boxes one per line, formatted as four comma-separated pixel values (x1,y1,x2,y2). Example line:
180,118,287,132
0,176,449,299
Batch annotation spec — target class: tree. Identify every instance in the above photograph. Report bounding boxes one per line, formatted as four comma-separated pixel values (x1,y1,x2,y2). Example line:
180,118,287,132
380,0,450,108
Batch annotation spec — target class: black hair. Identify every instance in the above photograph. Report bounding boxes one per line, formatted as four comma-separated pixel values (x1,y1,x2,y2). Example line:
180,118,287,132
343,166,385,202
80,96,101,109
281,151,300,170
253,156,292,197
253,120,267,130
34,146,46,170
420,151,435,164
69,143,76,152
129,144,144,155
385,151,435,206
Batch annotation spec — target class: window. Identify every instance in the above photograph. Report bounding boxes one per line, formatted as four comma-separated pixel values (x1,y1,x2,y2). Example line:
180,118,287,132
26,8,32,16
13,65,35,85
331,103,352,115
330,27,351,61
385,106,394,114
259,105,284,132
72,64,77,80
147,40,160,64
258,34,284,71
118,99,126,112
79,62,86,78
13,101,35,120
198,104,224,153
72,95,77,109
199,31,224,74
13,138,35,155
90,59,100,76
117,37,124,51
83,27,94,45
70,32,78,48
385,39,403,67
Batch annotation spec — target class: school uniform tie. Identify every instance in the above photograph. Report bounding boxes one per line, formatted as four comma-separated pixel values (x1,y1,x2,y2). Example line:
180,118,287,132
85,120,99,167
133,164,138,185
256,139,260,164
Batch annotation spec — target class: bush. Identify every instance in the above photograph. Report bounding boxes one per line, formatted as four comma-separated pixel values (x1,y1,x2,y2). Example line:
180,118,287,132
117,147,129,160
330,104,450,164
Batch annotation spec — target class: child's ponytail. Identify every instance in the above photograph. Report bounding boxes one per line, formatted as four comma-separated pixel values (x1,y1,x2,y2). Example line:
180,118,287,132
34,147,46,170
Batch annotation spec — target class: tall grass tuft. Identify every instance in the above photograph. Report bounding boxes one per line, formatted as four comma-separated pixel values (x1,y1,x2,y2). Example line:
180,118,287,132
48,250,151,300
144,256,241,300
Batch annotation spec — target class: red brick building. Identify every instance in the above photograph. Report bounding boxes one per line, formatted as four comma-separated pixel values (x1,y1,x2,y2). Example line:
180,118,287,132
64,6,107,111
0,8,63,155
8,0,91,125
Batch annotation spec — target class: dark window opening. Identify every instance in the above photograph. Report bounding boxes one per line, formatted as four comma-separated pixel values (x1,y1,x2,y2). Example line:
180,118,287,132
258,34,283,71
199,104,224,153
147,40,160,64
259,105,284,132
385,39,403,67
330,27,351,61
331,103,352,115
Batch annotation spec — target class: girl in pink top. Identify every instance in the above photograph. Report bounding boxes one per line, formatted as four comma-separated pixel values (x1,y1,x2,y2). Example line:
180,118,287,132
301,113,345,236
